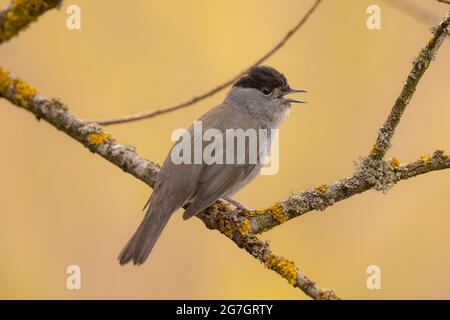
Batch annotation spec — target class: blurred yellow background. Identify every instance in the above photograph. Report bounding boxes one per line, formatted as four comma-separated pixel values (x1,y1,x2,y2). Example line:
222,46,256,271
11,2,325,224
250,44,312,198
0,0,449,299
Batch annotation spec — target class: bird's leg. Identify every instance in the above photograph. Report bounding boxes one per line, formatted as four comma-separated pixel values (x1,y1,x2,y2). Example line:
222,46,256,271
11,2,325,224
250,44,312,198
221,196,253,212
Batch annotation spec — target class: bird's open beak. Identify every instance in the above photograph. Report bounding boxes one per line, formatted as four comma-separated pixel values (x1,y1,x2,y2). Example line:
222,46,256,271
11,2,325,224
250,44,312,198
281,88,307,104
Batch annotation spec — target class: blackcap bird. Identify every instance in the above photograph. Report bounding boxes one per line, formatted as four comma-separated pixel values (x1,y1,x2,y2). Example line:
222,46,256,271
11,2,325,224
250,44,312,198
118,66,305,265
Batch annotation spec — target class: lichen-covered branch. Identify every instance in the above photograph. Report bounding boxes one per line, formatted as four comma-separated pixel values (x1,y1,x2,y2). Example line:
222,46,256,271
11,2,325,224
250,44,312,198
244,151,450,234
0,0,62,44
0,66,339,299
90,0,323,126
0,67,160,187
370,11,450,160
198,202,339,300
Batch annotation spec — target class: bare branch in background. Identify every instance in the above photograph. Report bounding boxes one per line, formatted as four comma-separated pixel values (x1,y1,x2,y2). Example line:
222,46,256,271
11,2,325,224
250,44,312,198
89,0,323,126
1,0,449,299
0,0,62,44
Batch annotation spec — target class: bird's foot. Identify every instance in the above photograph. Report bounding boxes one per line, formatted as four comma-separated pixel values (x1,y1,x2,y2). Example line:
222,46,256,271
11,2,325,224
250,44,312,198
221,196,253,213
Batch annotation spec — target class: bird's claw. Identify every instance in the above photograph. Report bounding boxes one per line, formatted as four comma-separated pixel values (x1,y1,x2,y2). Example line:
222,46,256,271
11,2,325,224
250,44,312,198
221,196,253,213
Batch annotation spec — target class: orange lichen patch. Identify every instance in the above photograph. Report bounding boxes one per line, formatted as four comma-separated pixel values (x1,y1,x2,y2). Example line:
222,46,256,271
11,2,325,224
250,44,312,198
0,67,9,90
0,0,61,44
87,132,112,145
245,204,288,223
370,145,377,156
268,204,288,223
314,184,329,193
265,255,298,286
390,157,401,168
371,144,382,156
420,154,430,165
14,80,38,107
318,288,341,300
0,67,37,108
238,218,251,235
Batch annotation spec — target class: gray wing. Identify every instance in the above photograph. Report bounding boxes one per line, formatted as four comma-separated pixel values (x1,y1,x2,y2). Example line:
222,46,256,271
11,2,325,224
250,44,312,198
182,163,259,219
182,104,263,219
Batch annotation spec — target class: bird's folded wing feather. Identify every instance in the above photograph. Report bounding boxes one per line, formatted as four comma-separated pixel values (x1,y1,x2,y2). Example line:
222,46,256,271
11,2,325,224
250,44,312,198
182,163,257,219
182,103,263,219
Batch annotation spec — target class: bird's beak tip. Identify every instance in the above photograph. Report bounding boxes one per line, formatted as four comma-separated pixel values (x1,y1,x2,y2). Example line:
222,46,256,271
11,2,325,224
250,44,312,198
283,88,307,104
286,98,307,104
290,88,307,94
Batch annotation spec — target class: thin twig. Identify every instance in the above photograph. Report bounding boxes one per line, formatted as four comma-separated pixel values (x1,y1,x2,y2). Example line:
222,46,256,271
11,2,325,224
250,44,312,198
90,0,323,126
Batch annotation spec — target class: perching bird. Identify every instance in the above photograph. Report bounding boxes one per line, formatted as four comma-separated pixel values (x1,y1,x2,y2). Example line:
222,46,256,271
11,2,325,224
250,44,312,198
118,66,305,265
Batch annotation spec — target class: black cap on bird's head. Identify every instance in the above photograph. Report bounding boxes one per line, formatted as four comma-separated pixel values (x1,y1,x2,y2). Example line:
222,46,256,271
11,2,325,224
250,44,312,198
233,66,306,103
234,66,288,92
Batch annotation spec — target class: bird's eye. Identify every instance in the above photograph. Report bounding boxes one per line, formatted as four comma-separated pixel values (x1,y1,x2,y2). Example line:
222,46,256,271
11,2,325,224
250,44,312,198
261,88,271,96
